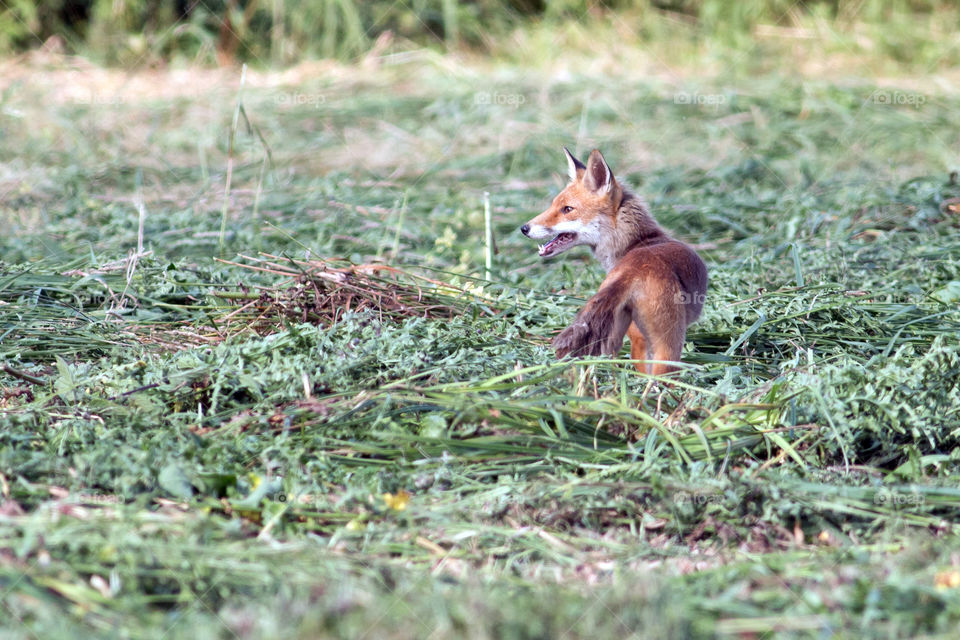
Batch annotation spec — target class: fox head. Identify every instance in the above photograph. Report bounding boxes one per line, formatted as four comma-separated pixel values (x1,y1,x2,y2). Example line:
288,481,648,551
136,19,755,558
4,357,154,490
520,148,624,261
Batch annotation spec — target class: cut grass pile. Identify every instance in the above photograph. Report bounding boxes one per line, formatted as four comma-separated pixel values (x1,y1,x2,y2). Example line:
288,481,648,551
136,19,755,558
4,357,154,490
215,254,510,331
1,49,960,638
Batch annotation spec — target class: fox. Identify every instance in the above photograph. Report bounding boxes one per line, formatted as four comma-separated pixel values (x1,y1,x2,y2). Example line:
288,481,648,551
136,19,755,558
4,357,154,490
520,148,707,376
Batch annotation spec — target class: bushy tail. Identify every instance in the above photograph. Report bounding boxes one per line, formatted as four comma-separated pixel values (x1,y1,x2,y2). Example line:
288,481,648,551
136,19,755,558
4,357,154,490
552,284,631,359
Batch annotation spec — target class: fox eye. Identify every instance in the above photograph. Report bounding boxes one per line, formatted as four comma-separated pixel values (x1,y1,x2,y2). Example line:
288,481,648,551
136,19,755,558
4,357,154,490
561,206,574,214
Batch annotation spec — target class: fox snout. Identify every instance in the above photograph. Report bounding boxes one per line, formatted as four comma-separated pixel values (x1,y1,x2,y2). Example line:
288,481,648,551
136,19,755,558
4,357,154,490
520,221,555,239
521,202,593,258
520,222,559,241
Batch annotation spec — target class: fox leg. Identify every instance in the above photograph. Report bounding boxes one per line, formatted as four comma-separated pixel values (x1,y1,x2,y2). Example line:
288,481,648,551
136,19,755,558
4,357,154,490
647,309,686,376
650,327,686,376
632,284,687,377
626,323,649,373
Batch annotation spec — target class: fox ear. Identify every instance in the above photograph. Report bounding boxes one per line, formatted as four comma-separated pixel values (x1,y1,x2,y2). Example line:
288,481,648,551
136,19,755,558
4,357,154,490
563,147,586,182
583,149,614,194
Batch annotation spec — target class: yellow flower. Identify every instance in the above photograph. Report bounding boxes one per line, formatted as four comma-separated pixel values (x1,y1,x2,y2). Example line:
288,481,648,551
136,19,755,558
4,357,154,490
383,489,411,511
346,518,364,531
934,570,960,589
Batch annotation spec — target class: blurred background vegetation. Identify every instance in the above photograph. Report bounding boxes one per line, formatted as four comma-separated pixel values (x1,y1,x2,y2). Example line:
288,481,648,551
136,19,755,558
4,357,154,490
4,1,960,638
2,0,959,67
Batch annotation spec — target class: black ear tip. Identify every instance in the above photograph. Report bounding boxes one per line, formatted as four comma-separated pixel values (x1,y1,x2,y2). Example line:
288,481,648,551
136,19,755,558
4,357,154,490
564,146,586,171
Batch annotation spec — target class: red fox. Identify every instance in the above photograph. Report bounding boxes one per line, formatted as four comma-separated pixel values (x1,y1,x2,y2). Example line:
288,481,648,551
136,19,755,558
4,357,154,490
520,148,707,376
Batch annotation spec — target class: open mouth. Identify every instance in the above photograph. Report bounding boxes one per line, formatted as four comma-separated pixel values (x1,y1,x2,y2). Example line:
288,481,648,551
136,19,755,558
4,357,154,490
538,232,578,258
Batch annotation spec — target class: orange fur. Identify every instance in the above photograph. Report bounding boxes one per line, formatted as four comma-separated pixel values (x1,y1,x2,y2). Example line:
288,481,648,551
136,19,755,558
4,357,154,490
520,148,707,376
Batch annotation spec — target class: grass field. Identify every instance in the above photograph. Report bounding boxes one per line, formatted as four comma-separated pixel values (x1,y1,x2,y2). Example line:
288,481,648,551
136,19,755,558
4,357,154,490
2,27,960,638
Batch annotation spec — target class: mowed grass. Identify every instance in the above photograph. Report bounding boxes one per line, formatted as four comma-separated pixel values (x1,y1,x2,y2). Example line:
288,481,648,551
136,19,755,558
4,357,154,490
2,49,960,638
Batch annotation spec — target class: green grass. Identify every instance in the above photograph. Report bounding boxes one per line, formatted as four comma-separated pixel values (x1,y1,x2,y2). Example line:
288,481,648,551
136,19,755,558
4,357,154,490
2,42,960,638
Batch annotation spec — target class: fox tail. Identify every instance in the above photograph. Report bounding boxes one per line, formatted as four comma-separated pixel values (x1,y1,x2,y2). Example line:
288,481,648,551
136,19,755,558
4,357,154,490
552,284,632,359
